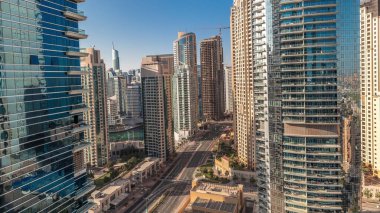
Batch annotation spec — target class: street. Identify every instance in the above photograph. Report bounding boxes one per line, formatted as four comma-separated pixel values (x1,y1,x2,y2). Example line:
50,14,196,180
127,124,226,213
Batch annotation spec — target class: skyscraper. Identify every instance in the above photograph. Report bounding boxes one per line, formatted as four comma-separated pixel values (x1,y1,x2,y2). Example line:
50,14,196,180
231,0,360,212
172,32,198,144
279,0,359,212
231,0,255,170
200,36,225,121
361,0,380,177
224,66,233,114
112,44,121,72
0,0,95,212
141,54,175,160
231,0,272,211
81,48,109,167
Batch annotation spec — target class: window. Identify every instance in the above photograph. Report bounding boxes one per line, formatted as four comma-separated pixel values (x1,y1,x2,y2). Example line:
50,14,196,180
30,55,39,65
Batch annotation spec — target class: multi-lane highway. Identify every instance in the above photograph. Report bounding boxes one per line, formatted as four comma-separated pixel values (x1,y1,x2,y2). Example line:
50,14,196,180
128,124,225,213
153,140,213,213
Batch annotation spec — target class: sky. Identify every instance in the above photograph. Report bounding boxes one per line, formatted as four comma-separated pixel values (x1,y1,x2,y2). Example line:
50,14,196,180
79,0,232,71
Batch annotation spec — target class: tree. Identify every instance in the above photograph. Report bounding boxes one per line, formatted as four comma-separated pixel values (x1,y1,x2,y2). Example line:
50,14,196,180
364,188,373,199
375,191,380,201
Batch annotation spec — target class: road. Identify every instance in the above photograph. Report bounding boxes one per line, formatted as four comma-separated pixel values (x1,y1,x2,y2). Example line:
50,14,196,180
153,140,213,213
128,124,226,213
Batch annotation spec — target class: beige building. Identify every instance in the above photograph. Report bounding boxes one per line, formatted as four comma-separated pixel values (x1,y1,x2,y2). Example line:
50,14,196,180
224,66,234,114
214,156,256,181
88,179,131,213
107,96,120,125
81,48,109,167
141,55,175,160
201,35,225,121
231,0,254,169
184,179,244,213
361,0,380,177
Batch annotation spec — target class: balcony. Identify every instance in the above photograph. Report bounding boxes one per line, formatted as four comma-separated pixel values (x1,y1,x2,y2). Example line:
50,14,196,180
69,86,88,95
71,123,91,134
65,27,88,39
307,196,342,202
74,168,87,178
74,182,95,200
70,105,89,114
73,140,91,152
307,189,342,195
286,206,307,213
63,7,87,21
307,204,342,210
67,66,90,75
66,51,88,57
285,199,307,207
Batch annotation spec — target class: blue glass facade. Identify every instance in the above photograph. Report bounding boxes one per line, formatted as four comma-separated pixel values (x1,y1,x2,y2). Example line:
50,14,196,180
0,0,93,212
279,0,359,212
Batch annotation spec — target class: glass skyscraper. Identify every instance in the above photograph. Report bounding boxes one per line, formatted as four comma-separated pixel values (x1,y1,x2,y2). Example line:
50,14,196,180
172,32,198,145
0,0,95,212
279,0,359,212
232,0,360,212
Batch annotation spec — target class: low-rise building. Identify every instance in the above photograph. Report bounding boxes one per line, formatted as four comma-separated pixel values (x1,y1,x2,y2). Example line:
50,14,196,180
88,179,131,213
130,157,161,183
214,157,256,182
184,179,244,213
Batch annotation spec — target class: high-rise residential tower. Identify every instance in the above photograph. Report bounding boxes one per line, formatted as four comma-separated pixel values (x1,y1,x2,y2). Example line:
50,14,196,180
141,55,175,160
224,66,233,114
231,1,272,211
279,0,359,212
200,36,225,121
231,0,360,212
112,44,121,72
361,0,380,178
0,0,95,212
81,48,109,167
172,32,198,144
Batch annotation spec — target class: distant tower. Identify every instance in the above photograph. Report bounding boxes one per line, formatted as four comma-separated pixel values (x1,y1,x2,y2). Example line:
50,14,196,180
81,48,109,167
172,32,198,145
141,54,175,161
112,43,121,72
200,35,225,121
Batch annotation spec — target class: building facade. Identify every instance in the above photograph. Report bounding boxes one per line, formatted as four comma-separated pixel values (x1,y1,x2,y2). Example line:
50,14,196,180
81,48,109,167
0,0,95,212
279,0,360,212
125,83,142,119
141,54,175,161
200,36,225,121
231,0,360,212
172,32,198,143
361,0,380,177
224,66,234,114
231,1,272,211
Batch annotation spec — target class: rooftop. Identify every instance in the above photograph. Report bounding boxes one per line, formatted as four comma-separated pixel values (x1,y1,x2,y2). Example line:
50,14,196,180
192,197,236,213
134,157,160,173
192,181,241,197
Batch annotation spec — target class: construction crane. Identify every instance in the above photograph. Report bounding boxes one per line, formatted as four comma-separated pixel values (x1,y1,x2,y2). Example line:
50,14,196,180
216,26,230,36
200,26,230,37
